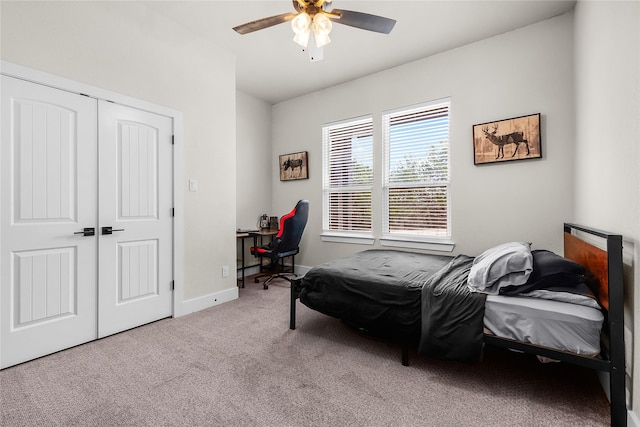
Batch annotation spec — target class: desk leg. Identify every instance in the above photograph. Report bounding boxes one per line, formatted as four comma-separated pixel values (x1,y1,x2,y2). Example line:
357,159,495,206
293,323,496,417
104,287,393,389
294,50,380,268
241,238,245,288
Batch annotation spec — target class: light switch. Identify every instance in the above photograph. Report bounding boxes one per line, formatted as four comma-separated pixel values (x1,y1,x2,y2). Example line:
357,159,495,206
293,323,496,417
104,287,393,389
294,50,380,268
189,178,198,192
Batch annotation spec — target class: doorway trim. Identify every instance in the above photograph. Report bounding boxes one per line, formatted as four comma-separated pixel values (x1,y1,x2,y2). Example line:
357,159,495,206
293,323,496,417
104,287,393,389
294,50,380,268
0,60,185,318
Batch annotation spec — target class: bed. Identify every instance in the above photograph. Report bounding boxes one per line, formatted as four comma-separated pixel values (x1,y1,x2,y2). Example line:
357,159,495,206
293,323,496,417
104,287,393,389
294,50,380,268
289,223,626,427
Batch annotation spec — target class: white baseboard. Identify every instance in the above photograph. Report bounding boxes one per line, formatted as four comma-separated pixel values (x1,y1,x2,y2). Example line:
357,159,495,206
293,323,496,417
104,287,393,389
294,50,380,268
178,286,238,317
237,265,261,278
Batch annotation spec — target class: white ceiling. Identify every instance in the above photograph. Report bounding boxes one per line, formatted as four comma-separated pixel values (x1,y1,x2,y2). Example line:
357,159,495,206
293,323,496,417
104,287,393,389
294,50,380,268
155,1,576,104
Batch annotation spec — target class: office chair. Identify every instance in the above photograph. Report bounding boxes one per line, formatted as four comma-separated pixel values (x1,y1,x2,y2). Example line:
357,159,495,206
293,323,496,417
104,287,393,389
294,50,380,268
250,200,309,289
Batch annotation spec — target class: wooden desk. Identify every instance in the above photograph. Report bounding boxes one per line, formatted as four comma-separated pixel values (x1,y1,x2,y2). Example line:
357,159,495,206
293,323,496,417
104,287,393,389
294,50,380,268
249,229,278,240
236,229,278,288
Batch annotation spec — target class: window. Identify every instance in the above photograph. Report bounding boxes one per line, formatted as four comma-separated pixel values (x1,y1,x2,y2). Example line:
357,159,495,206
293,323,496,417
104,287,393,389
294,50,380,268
382,99,451,244
322,116,374,241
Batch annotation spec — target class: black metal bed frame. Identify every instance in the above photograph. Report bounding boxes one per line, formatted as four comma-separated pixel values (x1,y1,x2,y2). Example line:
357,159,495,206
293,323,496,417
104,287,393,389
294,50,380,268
481,223,626,427
289,223,626,426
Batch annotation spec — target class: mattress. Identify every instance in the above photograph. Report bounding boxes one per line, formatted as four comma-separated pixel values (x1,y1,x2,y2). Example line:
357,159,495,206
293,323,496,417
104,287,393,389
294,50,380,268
483,295,604,356
299,250,453,343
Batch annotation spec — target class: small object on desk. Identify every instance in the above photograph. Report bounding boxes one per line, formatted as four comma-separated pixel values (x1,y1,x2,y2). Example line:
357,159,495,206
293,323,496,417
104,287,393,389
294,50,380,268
259,214,269,229
269,216,279,230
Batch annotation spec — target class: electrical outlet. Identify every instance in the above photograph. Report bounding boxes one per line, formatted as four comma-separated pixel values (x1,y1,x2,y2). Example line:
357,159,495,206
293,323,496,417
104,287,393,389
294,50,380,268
222,265,229,278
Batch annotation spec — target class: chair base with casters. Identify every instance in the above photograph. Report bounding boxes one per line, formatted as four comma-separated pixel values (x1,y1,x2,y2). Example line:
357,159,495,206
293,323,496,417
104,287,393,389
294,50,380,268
253,253,297,289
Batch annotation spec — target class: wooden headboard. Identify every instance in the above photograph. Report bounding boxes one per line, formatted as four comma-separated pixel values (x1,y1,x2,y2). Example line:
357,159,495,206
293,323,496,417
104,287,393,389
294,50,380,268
564,230,610,310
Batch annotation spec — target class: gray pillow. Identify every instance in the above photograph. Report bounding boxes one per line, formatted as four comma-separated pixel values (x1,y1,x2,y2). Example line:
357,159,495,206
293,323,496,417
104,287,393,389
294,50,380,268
467,242,533,294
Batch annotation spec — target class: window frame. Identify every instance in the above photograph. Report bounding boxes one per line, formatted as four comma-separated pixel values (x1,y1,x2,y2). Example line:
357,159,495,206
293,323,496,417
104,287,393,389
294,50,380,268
321,115,375,245
380,98,454,251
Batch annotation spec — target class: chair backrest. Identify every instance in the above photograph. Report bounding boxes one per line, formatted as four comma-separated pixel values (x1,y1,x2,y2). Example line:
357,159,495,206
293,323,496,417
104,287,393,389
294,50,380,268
272,200,309,254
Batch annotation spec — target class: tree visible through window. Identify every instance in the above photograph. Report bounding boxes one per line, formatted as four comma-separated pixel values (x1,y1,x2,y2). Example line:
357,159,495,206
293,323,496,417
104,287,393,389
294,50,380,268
383,99,451,239
322,116,373,233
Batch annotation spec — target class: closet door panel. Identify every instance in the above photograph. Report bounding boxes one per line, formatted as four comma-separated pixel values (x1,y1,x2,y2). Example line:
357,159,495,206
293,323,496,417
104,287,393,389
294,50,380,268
98,100,173,338
0,76,98,369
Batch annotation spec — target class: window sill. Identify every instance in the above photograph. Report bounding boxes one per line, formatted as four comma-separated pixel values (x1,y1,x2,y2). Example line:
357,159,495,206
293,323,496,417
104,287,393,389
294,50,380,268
379,236,455,252
321,232,375,245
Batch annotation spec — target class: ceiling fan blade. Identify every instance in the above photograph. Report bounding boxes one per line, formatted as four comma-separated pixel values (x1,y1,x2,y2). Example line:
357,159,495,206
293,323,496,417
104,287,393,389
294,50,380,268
330,9,396,34
233,13,297,35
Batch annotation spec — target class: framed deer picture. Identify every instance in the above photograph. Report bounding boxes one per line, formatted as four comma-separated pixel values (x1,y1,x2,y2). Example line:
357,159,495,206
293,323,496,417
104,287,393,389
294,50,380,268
472,113,541,165
279,151,309,181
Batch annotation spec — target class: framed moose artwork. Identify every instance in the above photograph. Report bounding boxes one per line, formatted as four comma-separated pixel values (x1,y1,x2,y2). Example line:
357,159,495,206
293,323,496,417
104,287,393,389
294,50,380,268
472,113,541,165
279,151,309,181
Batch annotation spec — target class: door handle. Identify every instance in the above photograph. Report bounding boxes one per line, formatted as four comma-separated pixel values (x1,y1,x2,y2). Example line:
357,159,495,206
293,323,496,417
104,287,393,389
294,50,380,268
73,227,95,236
102,226,125,235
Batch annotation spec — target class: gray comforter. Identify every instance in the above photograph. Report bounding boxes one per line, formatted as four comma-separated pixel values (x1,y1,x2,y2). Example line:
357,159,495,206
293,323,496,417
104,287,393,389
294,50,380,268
419,255,487,362
299,250,453,344
299,250,487,361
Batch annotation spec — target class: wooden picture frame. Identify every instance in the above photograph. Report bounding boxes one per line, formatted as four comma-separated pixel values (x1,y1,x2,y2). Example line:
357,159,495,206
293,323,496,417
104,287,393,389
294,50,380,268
279,151,308,181
473,113,541,165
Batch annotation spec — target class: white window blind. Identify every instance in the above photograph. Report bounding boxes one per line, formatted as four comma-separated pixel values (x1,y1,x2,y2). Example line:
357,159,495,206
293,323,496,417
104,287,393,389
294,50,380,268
382,99,451,239
322,116,373,234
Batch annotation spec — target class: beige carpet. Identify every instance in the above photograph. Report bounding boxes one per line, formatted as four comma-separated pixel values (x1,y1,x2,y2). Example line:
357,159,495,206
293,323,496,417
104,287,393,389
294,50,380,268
1,278,610,426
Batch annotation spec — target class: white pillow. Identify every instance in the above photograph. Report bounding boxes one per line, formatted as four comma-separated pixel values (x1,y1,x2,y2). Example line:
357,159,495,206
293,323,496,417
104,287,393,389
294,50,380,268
467,242,533,295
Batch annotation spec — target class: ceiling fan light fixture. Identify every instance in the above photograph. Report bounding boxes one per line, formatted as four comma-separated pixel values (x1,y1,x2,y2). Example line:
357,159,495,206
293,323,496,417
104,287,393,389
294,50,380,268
313,12,333,35
314,32,331,48
291,12,312,47
293,29,311,48
291,12,311,35
312,13,332,48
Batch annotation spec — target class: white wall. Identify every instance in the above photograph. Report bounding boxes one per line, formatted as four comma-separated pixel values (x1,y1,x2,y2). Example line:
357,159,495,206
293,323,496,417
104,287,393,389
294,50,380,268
236,90,273,229
574,0,640,421
272,13,576,267
0,2,238,303
236,90,273,273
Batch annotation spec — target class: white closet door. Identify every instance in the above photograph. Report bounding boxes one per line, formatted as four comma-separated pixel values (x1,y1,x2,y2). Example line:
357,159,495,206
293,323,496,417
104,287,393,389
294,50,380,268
97,100,173,338
0,76,98,368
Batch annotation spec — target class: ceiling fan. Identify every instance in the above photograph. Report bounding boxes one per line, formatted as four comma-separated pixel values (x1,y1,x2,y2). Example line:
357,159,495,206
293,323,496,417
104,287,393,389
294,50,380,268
233,0,396,61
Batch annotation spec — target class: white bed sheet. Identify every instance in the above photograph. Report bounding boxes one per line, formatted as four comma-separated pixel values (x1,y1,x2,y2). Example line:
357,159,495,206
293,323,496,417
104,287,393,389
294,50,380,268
483,295,604,356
